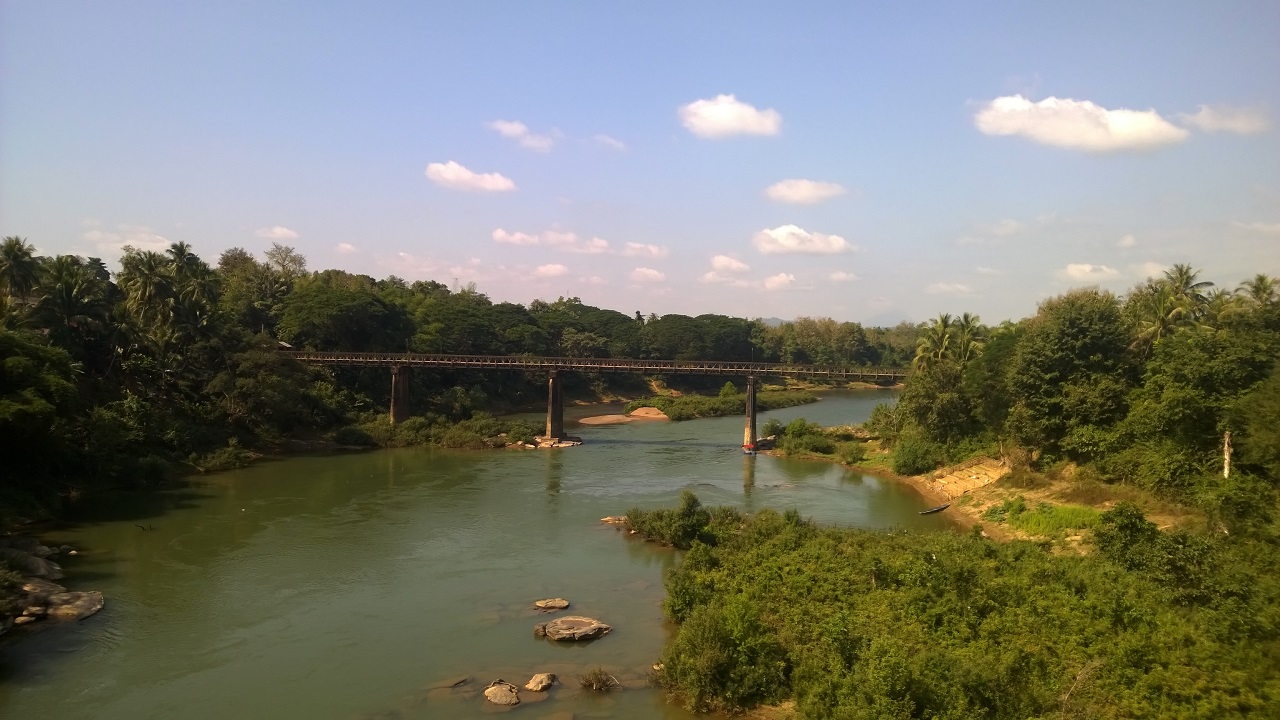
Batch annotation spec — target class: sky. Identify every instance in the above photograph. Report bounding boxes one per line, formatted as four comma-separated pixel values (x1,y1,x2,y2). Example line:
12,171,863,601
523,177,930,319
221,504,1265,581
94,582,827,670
2,1,1278,325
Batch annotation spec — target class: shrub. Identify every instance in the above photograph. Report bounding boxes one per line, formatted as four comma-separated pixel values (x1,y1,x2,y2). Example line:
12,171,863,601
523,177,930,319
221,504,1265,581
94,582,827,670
838,442,867,465
626,490,712,549
891,435,940,475
194,438,254,472
580,667,620,692
659,597,789,713
719,381,738,398
761,418,786,438
334,426,376,447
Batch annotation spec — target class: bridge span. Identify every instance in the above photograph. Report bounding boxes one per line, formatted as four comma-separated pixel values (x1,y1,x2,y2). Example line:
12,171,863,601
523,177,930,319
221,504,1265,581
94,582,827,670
283,351,906,449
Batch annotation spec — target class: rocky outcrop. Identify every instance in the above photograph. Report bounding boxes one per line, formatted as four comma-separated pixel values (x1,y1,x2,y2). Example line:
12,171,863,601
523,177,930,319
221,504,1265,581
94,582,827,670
524,673,555,691
600,516,627,525
1,539,100,636
483,680,520,705
45,591,105,621
533,597,569,611
0,548,64,580
534,616,612,641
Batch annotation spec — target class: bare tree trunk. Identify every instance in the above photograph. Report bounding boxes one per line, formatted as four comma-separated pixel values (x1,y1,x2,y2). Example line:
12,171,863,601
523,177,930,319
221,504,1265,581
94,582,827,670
1223,431,1232,480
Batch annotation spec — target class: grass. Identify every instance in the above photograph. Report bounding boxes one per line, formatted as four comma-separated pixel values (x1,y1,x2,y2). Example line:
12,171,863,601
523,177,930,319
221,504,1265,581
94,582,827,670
983,495,1100,535
580,666,621,692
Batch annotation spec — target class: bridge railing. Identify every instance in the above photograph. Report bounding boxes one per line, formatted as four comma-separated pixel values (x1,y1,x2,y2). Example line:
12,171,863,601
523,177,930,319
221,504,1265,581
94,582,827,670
281,351,907,381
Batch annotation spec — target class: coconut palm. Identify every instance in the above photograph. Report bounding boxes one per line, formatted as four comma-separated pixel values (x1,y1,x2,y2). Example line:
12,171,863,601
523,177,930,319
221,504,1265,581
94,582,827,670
0,236,40,304
1163,263,1214,316
913,313,954,369
1131,282,1189,353
953,312,986,367
117,250,175,324
1237,274,1277,308
31,255,112,345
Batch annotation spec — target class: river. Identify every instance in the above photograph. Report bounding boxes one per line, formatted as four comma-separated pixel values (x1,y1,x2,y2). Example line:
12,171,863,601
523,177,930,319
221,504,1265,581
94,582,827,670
0,389,949,719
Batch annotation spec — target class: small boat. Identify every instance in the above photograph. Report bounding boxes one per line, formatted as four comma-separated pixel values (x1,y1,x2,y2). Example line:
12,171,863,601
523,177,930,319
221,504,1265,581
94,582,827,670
918,503,950,515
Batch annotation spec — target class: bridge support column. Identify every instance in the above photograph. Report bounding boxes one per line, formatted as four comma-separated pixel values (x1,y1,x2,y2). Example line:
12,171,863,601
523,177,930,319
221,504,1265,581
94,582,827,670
543,370,565,441
743,375,757,450
390,365,412,425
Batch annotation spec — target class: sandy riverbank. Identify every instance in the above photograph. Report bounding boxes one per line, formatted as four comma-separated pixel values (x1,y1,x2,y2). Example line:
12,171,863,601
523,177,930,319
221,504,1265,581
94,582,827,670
578,407,670,425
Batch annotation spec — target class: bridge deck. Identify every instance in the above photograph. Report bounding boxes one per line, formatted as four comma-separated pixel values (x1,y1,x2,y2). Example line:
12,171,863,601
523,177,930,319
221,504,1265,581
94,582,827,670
283,351,907,381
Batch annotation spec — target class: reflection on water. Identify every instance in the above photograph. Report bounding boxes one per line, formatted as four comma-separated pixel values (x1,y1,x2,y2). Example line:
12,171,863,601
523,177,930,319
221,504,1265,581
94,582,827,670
0,389,932,719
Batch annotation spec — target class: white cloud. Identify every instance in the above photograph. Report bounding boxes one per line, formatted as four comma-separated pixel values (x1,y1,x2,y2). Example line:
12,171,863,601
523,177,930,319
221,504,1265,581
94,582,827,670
83,224,171,256
492,228,609,253
679,94,782,138
630,267,665,283
623,242,669,258
487,119,556,152
582,275,607,285
1133,262,1168,279
764,179,846,205
990,219,1023,237
426,161,516,192
1063,263,1121,281
829,271,859,282
1179,105,1269,135
493,228,540,245
1234,221,1280,236
593,134,627,151
975,266,1002,276
711,255,750,273
335,243,357,254
1118,234,1137,248
975,94,1189,152
534,263,568,278
753,224,852,255
763,273,796,291
925,282,972,295
256,225,299,240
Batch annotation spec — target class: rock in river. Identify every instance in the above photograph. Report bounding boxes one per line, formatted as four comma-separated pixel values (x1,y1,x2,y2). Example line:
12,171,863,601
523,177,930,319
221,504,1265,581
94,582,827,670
524,673,555,692
533,616,612,641
533,597,569,611
483,680,520,706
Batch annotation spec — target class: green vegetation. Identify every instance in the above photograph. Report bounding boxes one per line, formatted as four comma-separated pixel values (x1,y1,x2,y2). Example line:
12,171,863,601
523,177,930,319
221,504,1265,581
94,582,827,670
626,490,743,549
0,567,22,618
1,235,915,525
579,667,621,692
648,493,1280,717
624,390,816,421
981,495,1100,535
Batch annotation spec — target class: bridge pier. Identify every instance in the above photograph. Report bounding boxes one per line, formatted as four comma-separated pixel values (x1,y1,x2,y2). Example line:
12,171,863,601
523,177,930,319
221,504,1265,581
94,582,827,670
541,370,565,442
390,365,412,425
743,375,757,450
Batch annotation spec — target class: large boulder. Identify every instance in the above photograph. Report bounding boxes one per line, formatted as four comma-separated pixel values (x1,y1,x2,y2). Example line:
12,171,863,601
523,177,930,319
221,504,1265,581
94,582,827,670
533,616,612,641
0,548,64,580
45,591,104,621
524,673,555,692
533,598,569,611
483,680,520,706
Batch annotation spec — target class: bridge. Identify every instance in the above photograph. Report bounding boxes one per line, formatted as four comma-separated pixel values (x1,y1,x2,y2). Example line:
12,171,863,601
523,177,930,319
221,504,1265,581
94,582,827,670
283,351,907,449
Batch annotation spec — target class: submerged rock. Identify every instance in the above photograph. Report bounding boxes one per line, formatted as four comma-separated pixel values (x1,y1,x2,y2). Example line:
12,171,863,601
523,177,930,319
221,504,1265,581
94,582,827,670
524,673,555,692
533,597,569,611
534,616,612,641
45,591,104,621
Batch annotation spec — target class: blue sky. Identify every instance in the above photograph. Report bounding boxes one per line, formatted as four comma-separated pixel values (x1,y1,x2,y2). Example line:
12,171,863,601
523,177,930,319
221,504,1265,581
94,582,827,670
2,1,1278,324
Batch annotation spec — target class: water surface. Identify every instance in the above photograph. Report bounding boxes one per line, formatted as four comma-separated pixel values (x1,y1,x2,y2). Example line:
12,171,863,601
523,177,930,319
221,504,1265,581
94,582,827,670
0,389,941,719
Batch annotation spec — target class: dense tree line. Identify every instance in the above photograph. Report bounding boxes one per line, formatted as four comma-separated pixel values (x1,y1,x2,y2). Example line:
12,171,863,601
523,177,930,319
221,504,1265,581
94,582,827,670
870,265,1280,523
0,236,910,524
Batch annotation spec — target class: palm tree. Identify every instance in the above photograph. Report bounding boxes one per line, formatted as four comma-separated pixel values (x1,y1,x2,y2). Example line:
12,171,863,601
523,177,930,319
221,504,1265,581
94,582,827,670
117,250,175,324
1131,282,1189,353
1197,288,1244,331
31,255,112,346
1163,264,1214,317
1237,274,1277,308
913,313,954,370
953,312,986,367
0,236,40,304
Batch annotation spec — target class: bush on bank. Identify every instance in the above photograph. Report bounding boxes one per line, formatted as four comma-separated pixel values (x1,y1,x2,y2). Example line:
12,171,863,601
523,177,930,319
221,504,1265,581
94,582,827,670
649,494,1280,718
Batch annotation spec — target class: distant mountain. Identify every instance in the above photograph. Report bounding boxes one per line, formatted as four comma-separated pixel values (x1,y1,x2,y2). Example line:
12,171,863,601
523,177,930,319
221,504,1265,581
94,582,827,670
757,316,787,328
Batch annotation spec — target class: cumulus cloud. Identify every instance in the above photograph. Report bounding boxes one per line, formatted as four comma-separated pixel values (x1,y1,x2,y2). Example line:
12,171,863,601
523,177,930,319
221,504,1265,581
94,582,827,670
1133,262,1168,279
711,255,750,273
753,225,852,255
256,225,299,240
974,94,1189,152
1234,221,1280,236
534,263,568,278
1179,105,1269,135
1118,234,1137,248
679,94,782,138
492,228,609,253
990,219,1023,237
925,282,972,295
426,161,516,191
764,179,846,205
763,273,796,291
593,134,627,151
829,271,859,282
83,223,172,256
487,120,556,152
623,242,669,258
1063,263,1121,281
630,267,665,283
335,243,357,254
975,266,1002,276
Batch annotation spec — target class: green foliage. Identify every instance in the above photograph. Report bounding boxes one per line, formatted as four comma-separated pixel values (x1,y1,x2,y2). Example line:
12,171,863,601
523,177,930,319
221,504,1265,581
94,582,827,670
838,442,868,465
626,490,716,549
652,498,1280,717
1233,363,1280,481
718,381,738,397
761,417,786,438
579,667,620,692
891,434,941,475
982,495,1099,535
625,390,816,421
192,438,253,472
334,425,377,447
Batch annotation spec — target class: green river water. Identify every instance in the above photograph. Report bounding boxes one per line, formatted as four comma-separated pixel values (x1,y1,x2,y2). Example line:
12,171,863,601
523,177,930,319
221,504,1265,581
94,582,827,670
0,389,950,719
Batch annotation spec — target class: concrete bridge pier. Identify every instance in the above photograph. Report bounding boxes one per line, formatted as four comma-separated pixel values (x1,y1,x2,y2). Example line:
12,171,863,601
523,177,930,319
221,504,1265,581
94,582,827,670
743,375,758,450
541,370,565,442
390,365,412,425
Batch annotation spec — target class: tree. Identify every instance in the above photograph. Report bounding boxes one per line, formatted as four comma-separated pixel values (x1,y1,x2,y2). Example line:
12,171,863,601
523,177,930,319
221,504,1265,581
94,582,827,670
1164,263,1214,316
0,236,39,309
913,313,953,370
